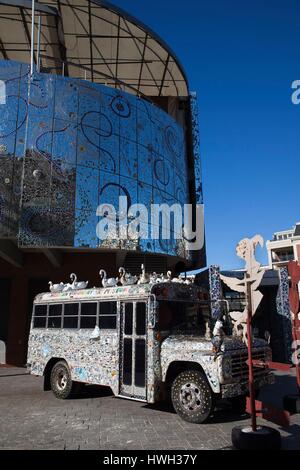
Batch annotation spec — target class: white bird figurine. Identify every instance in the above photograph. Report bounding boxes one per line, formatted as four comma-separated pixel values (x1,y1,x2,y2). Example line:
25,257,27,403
156,273,167,283
99,269,117,288
150,272,158,283
118,267,138,286
48,281,64,292
138,264,150,284
70,273,89,290
62,282,73,292
171,273,184,283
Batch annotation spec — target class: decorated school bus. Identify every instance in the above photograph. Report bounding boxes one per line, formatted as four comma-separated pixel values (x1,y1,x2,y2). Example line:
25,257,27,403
27,267,273,423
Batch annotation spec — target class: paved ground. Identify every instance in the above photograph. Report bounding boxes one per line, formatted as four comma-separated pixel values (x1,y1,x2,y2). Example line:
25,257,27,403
0,367,300,450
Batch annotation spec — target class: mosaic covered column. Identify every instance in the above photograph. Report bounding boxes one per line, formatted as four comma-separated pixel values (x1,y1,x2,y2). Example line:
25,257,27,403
209,265,222,320
276,267,292,362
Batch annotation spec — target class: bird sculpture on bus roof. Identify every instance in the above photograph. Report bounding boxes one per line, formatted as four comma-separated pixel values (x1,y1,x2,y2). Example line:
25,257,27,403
48,281,64,293
70,273,89,290
118,267,138,286
99,269,118,288
138,264,151,284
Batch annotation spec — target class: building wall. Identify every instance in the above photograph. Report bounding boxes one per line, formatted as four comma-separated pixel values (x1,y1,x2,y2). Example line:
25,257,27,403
0,59,194,259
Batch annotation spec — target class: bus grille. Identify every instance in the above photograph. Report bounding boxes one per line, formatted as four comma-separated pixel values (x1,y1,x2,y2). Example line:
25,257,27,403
231,350,267,379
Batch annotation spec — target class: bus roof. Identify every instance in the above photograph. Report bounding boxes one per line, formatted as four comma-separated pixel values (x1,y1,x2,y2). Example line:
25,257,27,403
34,282,202,304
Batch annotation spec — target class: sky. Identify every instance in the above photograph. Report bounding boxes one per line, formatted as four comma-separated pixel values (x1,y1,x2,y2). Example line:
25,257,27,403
111,0,300,270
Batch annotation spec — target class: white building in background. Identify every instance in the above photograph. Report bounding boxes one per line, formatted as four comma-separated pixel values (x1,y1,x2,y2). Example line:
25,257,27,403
267,222,300,269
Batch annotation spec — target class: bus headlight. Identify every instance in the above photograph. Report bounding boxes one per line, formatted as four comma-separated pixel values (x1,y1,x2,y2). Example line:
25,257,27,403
222,356,232,379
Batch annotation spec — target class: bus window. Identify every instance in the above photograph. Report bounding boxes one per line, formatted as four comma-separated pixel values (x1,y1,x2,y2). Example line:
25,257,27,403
33,305,47,328
80,302,97,329
99,302,117,329
124,303,133,335
136,303,146,335
158,301,205,334
63,303,79,329
48,304,62,328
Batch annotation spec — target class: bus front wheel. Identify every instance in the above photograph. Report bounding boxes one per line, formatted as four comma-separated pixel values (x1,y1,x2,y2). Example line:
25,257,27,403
50,360,75,399
171,370,214,423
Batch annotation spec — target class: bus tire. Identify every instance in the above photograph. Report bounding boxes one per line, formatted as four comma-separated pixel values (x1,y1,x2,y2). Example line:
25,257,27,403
171,370,214,423
50,360,75,399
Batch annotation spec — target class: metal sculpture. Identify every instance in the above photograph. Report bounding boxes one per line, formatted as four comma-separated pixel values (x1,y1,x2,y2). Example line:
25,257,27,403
220,235,264,344
222,236,282,448
221,235,265,432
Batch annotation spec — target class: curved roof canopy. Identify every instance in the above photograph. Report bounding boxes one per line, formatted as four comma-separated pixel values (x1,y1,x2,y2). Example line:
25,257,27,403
0,0,189,97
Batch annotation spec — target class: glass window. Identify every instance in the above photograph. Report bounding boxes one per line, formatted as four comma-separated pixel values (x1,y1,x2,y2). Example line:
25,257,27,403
49,304,62,316
80,316,97,329
46,304,62,329
158,301,205,334
123,338,132,385
99,302,117,330
48,317,62,328
34,305,47,317
99,316,117,329
81,303,97,316
125,303,133,335
33,317,47,328
64,303,79,316
80,302,97,329
135,339,146,387
100,302,117,315
63,303,79,329
136,303,146,335
63,316,78,329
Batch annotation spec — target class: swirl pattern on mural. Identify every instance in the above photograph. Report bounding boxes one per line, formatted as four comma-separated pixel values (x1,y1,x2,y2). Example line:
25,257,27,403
0,59,190,258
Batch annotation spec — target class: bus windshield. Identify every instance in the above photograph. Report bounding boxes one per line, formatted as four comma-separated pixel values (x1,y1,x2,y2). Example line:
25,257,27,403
157,301,209,335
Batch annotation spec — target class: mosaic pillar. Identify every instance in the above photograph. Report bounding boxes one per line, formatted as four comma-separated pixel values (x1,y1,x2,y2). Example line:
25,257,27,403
190,92,203,206
276,267,292,362
209,265,222,320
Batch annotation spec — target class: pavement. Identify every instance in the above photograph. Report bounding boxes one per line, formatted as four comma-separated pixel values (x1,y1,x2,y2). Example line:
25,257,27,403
0,366,300,450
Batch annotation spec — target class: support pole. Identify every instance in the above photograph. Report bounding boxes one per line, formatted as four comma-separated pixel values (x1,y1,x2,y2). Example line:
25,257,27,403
246,276,257,432
37,14,41,72
30,0,36,75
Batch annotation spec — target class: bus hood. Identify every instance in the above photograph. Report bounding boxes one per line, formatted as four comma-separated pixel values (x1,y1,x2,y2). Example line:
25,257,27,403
160,334,268,354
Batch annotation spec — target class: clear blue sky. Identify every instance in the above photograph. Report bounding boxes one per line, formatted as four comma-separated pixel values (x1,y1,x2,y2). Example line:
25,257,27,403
112,0,300,270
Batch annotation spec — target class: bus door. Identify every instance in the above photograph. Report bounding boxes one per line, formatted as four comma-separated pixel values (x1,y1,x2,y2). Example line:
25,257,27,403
119,301,147,400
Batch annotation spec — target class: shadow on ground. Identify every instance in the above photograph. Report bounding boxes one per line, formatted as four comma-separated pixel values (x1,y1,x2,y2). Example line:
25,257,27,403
143,399,249,424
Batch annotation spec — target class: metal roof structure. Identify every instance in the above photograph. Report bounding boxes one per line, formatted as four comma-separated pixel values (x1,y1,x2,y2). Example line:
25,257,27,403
0,0,189,97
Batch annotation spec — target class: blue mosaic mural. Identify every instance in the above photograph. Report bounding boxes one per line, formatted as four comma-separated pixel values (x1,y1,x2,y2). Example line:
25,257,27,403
0,59,192,259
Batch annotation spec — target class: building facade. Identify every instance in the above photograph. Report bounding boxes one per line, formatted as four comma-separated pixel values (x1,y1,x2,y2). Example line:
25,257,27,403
266,223,300,269
0,1,205,364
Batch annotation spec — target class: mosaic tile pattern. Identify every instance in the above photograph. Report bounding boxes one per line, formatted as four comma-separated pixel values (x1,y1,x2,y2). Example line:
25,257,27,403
0,61,29,237
209,265,223,319
190,92,203,205
27,282,273,405
276,267,292,362
0,59,195,259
